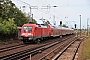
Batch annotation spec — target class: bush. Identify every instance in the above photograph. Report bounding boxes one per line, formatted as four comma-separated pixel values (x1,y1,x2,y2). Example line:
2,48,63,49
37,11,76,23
0,18,18,40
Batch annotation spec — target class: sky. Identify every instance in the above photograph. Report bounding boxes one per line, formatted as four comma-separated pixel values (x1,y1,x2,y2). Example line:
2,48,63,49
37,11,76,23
12,0,90,29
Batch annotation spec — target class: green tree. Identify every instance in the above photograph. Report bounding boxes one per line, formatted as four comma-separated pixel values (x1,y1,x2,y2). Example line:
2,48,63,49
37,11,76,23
27,13,37,24
32,19,37,24
45,21,50,24
0,0,30,26
62,24,68,28
13,8,29,26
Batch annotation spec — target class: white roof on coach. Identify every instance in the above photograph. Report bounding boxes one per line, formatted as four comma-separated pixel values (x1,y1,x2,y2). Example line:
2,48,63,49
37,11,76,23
51,25,74,30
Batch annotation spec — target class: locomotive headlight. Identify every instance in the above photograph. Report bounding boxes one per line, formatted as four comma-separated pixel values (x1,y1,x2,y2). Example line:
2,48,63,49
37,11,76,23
26,30,28,32
29,38,32,40
28,33,31,35
28,33,33,36
22,33,25,35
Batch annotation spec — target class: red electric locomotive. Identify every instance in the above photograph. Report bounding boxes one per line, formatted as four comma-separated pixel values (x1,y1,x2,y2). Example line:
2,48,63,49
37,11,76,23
20,23,51,43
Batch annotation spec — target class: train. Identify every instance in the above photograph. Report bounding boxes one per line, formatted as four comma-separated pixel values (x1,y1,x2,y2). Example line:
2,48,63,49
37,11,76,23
19,23,74,43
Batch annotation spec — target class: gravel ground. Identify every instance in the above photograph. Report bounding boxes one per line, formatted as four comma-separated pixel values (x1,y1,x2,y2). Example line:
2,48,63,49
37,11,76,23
0,39,21,46
77,39,84,60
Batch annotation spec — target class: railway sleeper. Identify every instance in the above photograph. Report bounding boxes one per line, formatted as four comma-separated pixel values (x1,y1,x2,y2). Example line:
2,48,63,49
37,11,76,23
54,49,61,54
45,52,55,60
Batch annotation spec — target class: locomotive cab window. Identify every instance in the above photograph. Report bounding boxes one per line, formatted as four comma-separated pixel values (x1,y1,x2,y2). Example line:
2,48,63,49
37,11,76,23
24,26,32,32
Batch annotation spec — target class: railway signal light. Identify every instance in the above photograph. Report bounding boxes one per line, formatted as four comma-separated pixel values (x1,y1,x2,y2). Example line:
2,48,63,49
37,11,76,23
60,21,62,26
75,24,76,28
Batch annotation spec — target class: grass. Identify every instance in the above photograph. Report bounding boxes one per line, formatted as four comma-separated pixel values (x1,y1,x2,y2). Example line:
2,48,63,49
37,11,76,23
82,35,90,60
0,39,14,45
0,40,9,45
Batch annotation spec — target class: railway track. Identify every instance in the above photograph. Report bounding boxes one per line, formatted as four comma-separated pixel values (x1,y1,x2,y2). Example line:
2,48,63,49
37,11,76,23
52,37,85,60
38,36,76,60
0,35,74,60
0,43,25,53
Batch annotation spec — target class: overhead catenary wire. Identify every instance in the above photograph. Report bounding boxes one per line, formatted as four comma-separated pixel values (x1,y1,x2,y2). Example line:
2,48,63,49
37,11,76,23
12,0,90,26
13,0,62,21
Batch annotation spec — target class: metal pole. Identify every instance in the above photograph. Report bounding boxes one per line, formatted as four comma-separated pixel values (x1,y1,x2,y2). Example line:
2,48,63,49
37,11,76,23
32,14,33,22
39,17,45,24
80,15,81,37
53,15,56,25
29,7,32,22
30,54,31,60
87,18,89,36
